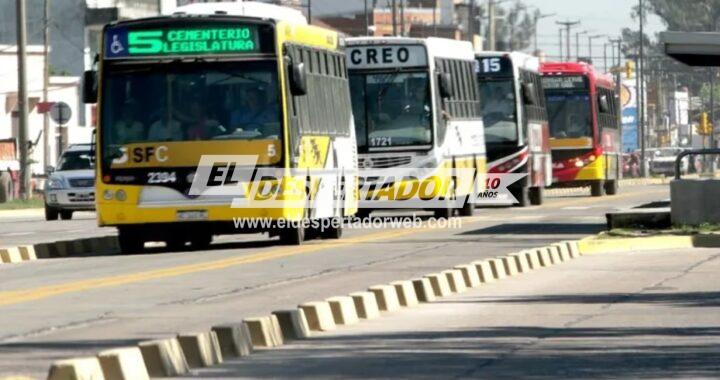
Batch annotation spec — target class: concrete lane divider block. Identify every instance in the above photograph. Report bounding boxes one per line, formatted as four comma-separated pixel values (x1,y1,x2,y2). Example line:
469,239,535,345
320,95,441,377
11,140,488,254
71,240,86,256
47,357,105,380
177,331,223,368
411,278,436,303
454,264,481,288
522,250,541,270
500,256,519,276
0,247,22,264
299,301,337,331
565,240,581,258
424,273,452,298
97,347,150,380
473,260,496,283
212,323,254,358
509,253,530,273
33,242,55,259
554,243,572,261
326,296,360,325
17,245,37,261
350,291,381,319
547,246,562,264
272,309,311,340
489,258,507,280
537,248,553,267
368,285,401,311
55,241,73,257
391,280,419,307
138,338,189,377
243,316,284,348
442,269,467,293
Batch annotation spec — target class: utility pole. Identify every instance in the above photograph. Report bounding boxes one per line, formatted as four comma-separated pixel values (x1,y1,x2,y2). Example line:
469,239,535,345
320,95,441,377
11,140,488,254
556,20,580,61
400,0,405,37
488,0,496,51
307,0,312,24
534,12,555,54
638,0,647,176
392,0,397,36
604,43,608,72
588,34,604,65
16,0,30,200
365,0,369,36
467,0,474,43
432,0,437,36
558,28,563,61
43,0,51,171
575,30,588,61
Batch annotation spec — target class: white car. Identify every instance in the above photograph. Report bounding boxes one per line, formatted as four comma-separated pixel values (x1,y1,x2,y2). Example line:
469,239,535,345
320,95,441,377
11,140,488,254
649,148,688,177
44,144,95,220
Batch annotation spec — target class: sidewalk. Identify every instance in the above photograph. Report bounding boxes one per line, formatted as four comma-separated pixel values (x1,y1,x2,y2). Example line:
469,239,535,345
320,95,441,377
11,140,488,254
182,247,720,379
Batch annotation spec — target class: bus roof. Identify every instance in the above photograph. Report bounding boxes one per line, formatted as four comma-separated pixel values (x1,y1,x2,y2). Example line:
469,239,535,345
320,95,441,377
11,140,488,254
476,51,540,72
540,61,615,89
346,37,475,61
168,1,308,24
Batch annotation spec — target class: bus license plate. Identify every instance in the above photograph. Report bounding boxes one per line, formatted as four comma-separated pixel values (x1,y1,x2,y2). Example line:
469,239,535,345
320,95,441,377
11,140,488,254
177,210,208,221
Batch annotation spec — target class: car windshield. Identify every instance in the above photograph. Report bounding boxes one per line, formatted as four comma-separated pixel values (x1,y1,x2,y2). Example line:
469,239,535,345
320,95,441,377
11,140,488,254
349,71,432,151
478,79,517,143
58,150,94,171
100,60,281,164
545,92,592,138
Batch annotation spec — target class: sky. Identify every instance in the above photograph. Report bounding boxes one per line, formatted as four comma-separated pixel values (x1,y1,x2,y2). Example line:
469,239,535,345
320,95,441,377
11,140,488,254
313,0,666,67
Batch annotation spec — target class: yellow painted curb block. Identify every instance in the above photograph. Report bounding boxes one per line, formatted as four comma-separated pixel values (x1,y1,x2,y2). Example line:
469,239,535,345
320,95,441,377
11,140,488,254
509,253,531,273
138,338,189,377
411,278,436,302
47,357,104,380
488,258,507,280
349,291,381,319
472,260,496,283
97,347,150,380
390,280,419,307
211,323,254,358
299,302,337,332
368,285,401,312
177,331,223,368
547,246,562,264
500,256,519,276
271,309,311,340
326,296,360,326
578,235,694,255
18,246,37,261
521,250,541,270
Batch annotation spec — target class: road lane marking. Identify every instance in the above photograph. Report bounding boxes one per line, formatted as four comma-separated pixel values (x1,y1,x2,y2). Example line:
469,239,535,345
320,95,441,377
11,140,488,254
0,232,34,237
0,186,666,307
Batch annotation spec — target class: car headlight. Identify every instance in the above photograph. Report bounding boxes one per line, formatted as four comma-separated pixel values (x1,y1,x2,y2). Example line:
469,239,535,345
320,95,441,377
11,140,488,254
47,178,65,190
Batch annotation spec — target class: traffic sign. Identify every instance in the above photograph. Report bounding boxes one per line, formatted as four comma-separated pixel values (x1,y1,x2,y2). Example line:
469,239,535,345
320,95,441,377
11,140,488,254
49,102,72,125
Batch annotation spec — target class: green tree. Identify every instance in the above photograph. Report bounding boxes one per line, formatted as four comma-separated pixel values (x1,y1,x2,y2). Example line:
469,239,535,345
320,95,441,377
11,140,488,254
492,2,537,51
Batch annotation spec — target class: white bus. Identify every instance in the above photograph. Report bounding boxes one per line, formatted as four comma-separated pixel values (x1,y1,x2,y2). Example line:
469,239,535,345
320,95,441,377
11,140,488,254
346,37,487,218
476,52,551,206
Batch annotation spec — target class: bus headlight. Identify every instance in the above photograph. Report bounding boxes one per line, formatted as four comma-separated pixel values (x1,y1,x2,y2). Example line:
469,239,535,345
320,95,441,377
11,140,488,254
103,190,114,200
115,190,127,201
574,160,585,168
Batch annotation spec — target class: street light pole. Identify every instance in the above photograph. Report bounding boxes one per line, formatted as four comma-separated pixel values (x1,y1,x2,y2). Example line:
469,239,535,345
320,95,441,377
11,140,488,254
15,0,30,200
533,12,555,54
588,34,605,65
364,0,369,36
556,20,580,61
392,0,397,36
43,0,51,172
576,30,588,61
488,0,496,51
558,28,564,61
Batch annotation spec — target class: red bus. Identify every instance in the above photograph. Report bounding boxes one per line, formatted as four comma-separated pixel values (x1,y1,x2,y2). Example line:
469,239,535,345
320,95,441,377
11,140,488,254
540,62,621,196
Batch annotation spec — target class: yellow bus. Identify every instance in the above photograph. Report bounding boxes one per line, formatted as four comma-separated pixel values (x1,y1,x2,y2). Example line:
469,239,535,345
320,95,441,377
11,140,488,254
83,2,358,252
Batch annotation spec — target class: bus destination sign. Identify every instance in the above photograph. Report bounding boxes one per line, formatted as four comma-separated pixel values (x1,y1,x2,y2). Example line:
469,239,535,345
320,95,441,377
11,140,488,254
541,75,587,90
104,25,260,59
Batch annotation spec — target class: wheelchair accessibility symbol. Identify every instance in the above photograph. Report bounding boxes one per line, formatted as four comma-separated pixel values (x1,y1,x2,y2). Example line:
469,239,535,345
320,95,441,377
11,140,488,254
111,35,125,54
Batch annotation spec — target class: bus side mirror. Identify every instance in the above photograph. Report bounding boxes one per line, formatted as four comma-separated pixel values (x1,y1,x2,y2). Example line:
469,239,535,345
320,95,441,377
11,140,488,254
290,62,307,96
437,72,454,98
82,70,97,104
599,95,610,113
521,82,538,106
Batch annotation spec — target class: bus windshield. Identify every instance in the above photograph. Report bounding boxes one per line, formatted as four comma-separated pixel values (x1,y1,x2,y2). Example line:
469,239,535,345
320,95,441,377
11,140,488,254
478,79,517,143
100,60,281,163
545,92,592,138
349,71,432,151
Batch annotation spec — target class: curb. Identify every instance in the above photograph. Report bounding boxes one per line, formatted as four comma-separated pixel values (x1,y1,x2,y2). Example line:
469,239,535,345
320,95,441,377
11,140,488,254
546,177,668,197
0,236,119,265
43,239,597,380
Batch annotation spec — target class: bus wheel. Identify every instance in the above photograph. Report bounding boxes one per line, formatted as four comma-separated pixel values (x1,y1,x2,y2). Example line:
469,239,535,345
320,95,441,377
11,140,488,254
604,180,618,196
60,210,73,220
279,223,305,245
118,228,145,254
166,238,186,252
458,199,474,217
513,187,529,207
356,208,372,219
591,181,605,197
529,187,544,206
321,217,343,239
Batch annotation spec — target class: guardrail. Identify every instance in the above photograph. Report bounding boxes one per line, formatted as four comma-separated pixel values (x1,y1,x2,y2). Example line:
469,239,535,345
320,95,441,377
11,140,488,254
675,148,720,179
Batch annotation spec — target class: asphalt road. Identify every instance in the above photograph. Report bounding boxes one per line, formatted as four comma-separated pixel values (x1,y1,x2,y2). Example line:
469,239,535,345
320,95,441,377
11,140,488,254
0,184,669,378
